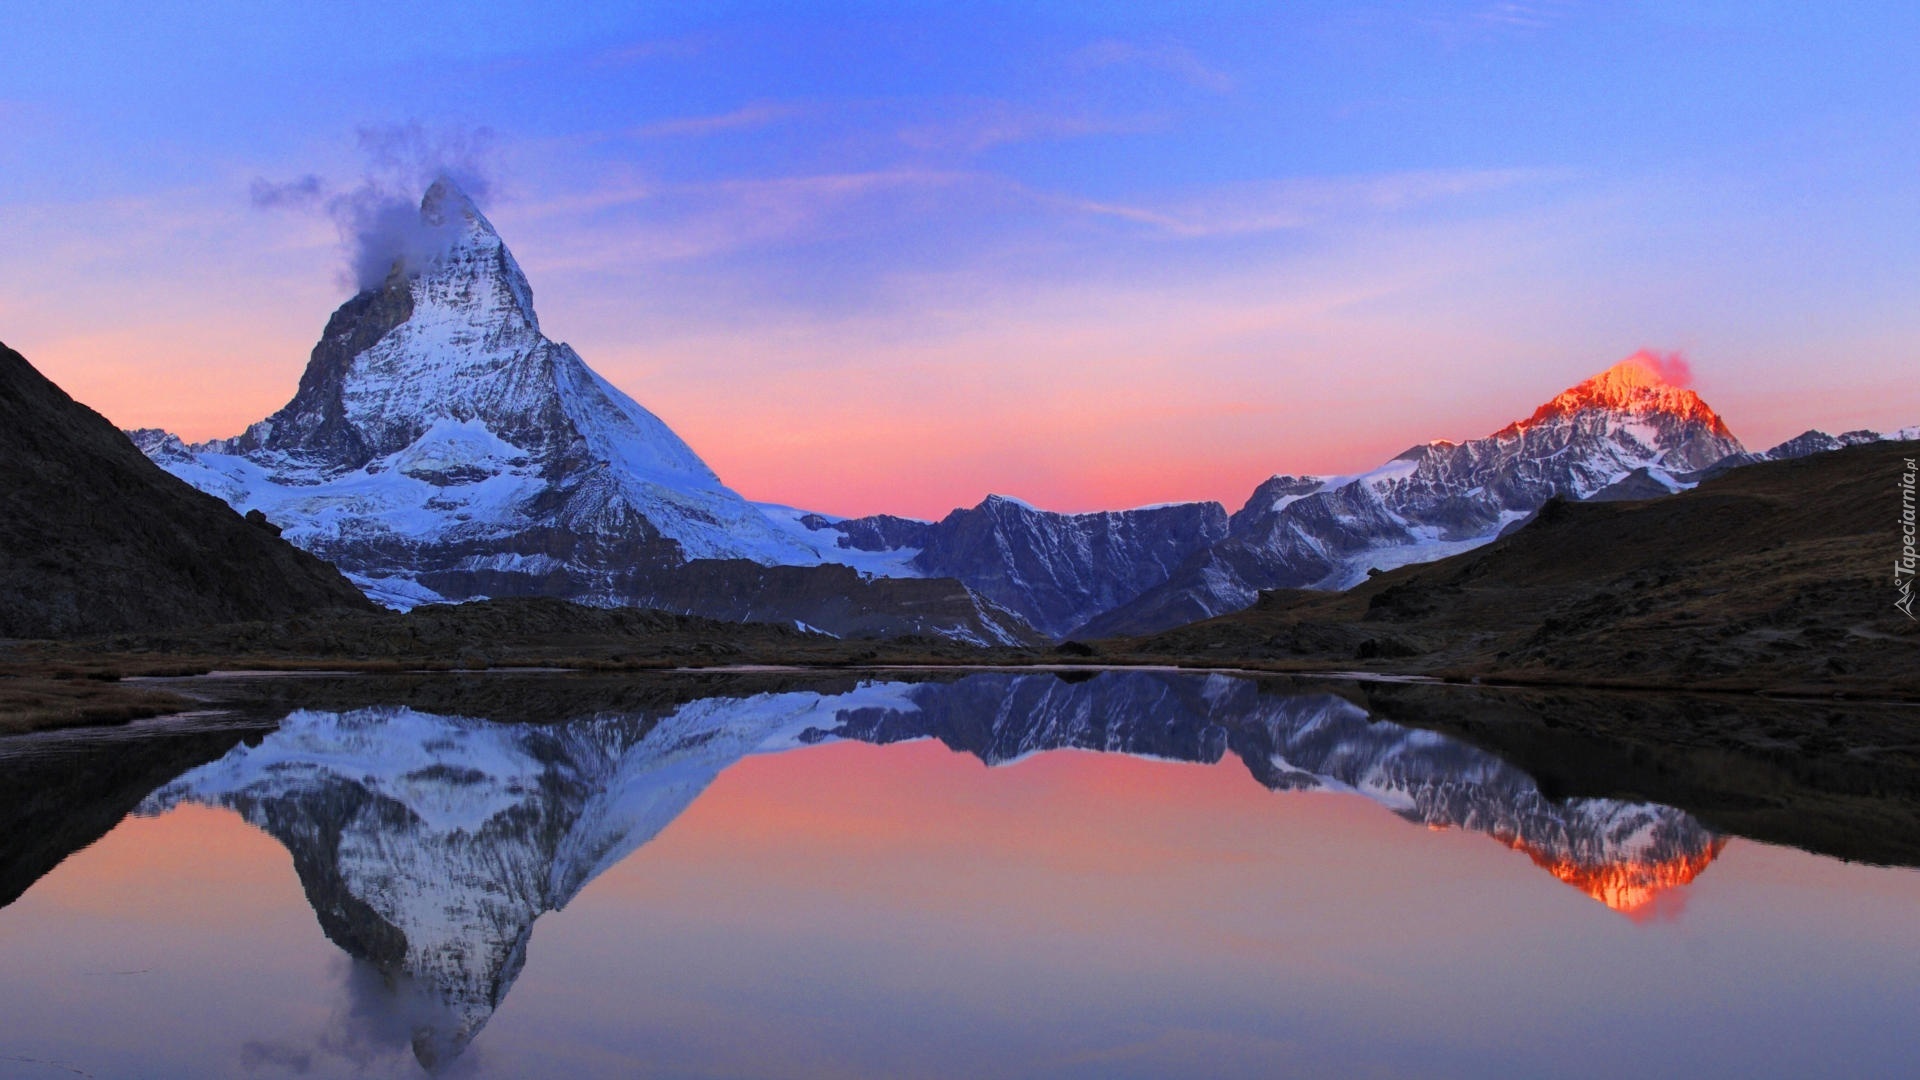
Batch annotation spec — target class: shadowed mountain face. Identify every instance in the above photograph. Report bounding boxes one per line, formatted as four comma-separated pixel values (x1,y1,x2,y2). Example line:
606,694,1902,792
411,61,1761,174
906,497,1231,638
792,499,1237,638
0,341,373,638
139,672,1719,1070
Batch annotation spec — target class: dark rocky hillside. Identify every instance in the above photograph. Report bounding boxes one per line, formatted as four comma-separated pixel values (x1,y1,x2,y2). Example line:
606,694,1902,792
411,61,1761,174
0,341,375,637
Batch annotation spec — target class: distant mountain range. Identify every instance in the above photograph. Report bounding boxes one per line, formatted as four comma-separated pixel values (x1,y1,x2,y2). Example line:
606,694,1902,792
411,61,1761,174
129,180,1917,640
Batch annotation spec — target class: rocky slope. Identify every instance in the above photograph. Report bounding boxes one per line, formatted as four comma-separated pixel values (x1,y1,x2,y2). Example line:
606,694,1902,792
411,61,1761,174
1585,424,1918,500
0,341,373,638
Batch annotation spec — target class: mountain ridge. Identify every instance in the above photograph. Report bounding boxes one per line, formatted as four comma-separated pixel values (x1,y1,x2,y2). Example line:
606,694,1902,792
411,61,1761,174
124,179,1914,643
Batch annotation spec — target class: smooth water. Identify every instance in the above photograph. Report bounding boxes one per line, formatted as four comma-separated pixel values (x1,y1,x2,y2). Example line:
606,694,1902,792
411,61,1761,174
0,671,1914,1079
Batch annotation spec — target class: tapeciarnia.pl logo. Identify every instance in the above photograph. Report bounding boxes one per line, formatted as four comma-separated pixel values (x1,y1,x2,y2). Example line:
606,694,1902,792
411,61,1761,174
1899,457,1917,620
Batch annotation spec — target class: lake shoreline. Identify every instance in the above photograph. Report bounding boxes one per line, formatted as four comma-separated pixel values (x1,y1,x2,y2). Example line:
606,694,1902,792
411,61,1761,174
5,665,1916,874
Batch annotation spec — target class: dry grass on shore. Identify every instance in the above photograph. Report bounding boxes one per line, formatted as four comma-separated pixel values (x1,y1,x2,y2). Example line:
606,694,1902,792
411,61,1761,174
0,671,192,733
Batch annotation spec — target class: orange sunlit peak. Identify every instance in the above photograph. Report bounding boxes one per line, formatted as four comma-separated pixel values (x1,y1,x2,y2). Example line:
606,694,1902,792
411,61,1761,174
1511,836,1728,915
1502,350,1732,439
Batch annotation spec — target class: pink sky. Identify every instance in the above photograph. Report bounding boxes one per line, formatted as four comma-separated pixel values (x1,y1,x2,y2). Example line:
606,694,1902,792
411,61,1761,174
18,320,1914,522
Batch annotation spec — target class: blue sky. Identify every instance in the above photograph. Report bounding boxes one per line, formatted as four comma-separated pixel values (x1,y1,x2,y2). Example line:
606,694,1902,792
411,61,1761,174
3,1,1916,514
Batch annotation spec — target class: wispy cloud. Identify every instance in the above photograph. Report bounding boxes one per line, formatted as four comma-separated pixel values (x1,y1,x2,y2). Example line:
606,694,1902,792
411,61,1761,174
1056,168,1562,238
899,101,1165,153
1400,0,1581,41
630,102,803,139
514,168,981,269
504,163,1558,279
1469,1,1579,31
1072,39,1235,93
247,122,500,290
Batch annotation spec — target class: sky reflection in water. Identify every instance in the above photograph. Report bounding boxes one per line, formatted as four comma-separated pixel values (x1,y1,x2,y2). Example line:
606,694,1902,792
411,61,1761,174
0,671,1915,1079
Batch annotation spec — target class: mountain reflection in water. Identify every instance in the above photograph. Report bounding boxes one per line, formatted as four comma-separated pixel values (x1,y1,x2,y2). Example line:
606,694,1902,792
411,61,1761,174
137,671,1719,1070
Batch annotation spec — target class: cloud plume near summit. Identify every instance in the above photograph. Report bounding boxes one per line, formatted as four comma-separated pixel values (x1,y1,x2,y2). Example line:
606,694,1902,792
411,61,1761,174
250,122,498,291
1626,349,1694,388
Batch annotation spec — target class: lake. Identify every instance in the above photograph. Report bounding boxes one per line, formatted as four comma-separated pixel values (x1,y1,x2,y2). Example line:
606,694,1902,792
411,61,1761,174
0,670,1915,1078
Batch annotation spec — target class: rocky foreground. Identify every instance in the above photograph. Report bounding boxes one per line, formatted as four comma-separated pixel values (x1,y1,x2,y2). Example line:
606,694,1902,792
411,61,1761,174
0,340,374,640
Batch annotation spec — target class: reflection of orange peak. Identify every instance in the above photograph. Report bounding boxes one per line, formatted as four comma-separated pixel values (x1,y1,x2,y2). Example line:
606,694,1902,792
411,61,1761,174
1513,836,1729,913
1497,356,1733,439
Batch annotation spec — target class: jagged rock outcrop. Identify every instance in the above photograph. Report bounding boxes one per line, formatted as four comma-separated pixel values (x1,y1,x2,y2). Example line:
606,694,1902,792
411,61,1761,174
791,497,1231,638
902,496,1229,638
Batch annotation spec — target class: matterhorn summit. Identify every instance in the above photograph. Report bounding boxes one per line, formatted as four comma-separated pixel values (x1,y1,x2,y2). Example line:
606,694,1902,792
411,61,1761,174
136,179,861,609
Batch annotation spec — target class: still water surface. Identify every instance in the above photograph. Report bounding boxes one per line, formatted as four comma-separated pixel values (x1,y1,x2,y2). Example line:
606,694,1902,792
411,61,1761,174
0,671,1915,1078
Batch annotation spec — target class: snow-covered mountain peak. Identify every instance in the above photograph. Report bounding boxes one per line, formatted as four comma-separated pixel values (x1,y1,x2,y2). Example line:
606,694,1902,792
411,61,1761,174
215,178,563,471
1509,355,1732,438
420,176,483,227
132,177,868,604
1085,355,1755,634
414,177,540,335
1237,474,1327,518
